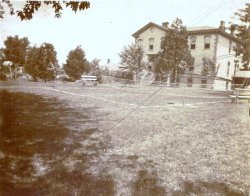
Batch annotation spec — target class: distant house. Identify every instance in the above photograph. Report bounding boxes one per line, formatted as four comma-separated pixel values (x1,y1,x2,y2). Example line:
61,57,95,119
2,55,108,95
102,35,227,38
132,21,243,90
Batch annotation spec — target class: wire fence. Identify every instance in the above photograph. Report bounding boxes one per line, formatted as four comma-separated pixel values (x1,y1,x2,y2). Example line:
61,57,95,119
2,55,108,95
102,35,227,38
101,75,242,91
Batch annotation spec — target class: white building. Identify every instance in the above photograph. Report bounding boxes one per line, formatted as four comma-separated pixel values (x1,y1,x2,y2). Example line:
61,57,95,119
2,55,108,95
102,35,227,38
132,21,243,90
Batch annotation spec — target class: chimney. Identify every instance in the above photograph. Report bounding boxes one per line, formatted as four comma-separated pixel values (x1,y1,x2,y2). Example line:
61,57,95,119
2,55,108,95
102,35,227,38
107,59,110,64
219,21,225,31
162,22,169,28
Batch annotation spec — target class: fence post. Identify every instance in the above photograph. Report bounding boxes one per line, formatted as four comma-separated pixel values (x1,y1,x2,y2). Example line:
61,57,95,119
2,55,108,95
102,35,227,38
235,89,239,103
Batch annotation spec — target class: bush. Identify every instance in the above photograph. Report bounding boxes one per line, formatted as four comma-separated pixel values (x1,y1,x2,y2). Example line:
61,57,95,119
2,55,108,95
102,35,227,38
0,73,7,81
62,77,75,82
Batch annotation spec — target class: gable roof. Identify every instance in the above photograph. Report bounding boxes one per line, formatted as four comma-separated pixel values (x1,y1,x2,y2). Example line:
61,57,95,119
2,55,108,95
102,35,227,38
132,22,243,45
132,22,168,38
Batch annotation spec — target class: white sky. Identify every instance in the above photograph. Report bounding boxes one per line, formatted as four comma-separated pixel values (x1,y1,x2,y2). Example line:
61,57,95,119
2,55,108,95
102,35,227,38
0,0,248,69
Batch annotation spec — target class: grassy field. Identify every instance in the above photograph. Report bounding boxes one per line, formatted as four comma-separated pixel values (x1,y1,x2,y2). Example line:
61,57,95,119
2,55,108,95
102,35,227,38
0,80,249,195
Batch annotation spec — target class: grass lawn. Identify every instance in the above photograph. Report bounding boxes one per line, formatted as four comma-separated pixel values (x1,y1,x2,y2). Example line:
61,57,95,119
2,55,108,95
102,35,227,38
0,80,249,195
0,89,114,195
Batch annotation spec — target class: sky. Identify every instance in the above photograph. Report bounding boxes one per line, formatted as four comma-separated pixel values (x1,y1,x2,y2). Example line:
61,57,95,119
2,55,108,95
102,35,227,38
0,0,248,69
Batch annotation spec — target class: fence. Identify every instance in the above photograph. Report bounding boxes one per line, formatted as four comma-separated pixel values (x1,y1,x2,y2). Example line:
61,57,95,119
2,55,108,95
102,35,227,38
102,75,237,91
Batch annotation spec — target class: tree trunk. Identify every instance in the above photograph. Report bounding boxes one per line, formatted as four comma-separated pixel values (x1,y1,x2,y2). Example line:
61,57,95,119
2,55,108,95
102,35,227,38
8,66,12,78
171,67,176,84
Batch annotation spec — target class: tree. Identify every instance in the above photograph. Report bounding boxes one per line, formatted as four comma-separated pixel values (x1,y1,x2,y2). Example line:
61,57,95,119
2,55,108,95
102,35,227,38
89,58,102,83
89,58,100,70
153,18,194,83
232,3,250,69
0,48,8,80
0,2,4,18
119,43,146,82
25,46,40,81
25,43,59,82
3,35,29,78
1,1,90,20
63,46,89,80
201,57,219,76
39,43,59,82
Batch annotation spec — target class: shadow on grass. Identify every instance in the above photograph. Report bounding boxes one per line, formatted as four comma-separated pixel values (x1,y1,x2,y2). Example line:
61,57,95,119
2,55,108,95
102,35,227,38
131,169,246,196
132,170,165,196
173,181,247,196
0,90,115,195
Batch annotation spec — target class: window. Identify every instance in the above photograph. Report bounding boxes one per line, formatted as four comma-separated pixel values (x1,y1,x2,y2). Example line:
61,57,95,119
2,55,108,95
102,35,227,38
201,79,207,88
190,37,196,49
227,62,230,76
189,66,194,72
204,36,211,49
149,38,154,50
187,78,193,87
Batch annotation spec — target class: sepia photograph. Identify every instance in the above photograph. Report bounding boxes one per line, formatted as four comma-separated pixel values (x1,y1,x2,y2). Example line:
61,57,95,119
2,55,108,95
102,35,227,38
0,0,249,195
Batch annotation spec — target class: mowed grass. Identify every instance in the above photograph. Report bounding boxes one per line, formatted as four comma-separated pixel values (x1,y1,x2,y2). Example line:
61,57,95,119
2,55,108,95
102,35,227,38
0,90,115,195
0,80,249,195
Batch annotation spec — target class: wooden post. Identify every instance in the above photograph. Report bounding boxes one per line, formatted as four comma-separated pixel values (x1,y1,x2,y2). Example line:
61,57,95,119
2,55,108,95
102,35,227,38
249,99,250,117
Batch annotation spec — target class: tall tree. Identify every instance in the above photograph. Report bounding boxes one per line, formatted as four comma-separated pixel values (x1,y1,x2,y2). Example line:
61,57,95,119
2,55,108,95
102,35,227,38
3,35,29,78
232,3,250,69
1,1,90,20
153,18,194,83
63,46,89,80
25,46,40,81
119,43,146,82
25,43,59,82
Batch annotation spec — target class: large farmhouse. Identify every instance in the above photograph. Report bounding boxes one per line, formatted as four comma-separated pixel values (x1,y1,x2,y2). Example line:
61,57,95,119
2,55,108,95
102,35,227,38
132,21,243,90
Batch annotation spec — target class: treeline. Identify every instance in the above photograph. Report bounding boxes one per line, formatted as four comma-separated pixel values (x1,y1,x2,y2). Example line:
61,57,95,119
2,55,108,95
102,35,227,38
0,35,105,82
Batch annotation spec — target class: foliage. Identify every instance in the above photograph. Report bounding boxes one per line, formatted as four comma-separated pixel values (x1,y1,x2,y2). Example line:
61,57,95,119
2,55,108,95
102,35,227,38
153,18,194,82
89,58,102,83
0,2,4,18
233,3,250,69
100,66,111,77
63,46,89,80
119,43,146,82
201,57,218,76
0,50,7,80
119,43,146,72
1,0,90,20
89,58,100,70
25,46,40,81
0,48,7,80
115,70,134,80
3,35,29,78
3,35,29,65
25,43,59,82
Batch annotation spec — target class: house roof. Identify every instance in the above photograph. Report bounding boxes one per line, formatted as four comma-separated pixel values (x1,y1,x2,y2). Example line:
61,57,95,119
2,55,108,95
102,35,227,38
132,22,168,38
132,22,243,45
187,26,216,31
187,27,243,45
